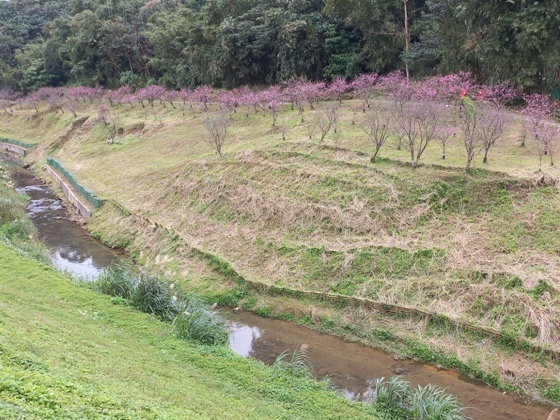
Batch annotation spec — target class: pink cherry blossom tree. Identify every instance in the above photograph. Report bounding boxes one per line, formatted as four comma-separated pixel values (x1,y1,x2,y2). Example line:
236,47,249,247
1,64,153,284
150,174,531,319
193,86,213,111
351,73,378,109
327,77,349,104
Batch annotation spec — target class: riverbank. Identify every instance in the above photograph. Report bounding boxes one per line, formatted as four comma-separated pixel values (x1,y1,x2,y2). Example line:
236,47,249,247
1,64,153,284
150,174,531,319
0,243,380,419
2,99,560,406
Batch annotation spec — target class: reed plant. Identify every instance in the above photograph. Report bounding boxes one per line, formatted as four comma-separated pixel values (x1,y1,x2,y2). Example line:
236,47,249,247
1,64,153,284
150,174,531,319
95,262,137,299
130,274,178,321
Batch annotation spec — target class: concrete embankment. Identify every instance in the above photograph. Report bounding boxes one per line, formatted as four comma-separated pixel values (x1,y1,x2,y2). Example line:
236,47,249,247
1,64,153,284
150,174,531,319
44,164,93,218
0,141,26,156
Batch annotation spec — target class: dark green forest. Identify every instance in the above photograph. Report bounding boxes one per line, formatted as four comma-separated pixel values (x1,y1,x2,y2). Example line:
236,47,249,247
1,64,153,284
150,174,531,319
1,0,559,92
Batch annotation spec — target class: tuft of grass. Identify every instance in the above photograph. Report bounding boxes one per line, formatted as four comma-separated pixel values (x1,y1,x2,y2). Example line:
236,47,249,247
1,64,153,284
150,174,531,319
411,383,468,420
0,178,49,264
173,294,228,346
373,376,411,409
273,346,313,378
130,273,178,321
372,376,469,420
95,261,137,299
95,261,228,345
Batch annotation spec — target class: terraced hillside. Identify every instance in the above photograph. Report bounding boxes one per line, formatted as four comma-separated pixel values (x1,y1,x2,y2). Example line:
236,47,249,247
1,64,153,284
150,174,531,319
2,98,560,402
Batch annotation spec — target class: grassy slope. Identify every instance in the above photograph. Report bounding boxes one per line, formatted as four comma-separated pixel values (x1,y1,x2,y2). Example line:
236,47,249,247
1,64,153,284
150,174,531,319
1,100,560,399
0,244,375,419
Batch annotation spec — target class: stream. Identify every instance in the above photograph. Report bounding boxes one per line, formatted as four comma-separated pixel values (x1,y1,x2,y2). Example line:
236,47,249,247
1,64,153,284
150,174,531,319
4,157,553,419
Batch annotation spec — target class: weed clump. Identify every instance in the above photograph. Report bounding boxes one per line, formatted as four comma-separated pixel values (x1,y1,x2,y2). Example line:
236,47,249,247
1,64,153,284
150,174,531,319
273,346,313,378
173,294,228,345
372,376,469,420
95,262,228,345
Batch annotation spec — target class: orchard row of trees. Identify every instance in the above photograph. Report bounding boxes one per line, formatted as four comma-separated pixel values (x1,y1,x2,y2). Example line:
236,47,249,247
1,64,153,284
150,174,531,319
1,0,559,92
2,72,558,172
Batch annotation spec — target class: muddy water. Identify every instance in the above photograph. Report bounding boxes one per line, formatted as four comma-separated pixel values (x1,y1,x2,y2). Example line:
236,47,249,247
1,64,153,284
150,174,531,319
3,155,552,419
228,312,552,420
11,166,119,278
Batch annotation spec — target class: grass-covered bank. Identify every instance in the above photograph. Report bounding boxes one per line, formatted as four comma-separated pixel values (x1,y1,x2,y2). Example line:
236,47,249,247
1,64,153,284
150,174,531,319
0,244,382,419
2,99,560,404
0,163,49,263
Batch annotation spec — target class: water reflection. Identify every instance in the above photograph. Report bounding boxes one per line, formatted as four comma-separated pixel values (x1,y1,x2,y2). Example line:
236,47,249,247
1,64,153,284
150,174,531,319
228,323,261,357
12,169,119,279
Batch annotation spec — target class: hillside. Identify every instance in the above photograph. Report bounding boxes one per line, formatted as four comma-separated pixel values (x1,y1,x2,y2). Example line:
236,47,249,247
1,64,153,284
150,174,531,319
2,97,560,403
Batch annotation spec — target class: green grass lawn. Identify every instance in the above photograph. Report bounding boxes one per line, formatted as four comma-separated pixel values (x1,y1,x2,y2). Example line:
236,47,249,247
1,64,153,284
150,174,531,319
0,244,377,419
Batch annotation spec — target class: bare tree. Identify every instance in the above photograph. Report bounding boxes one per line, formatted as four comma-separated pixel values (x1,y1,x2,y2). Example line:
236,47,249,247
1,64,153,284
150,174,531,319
314,104,341,143
532,122,559,170
361,106,393,162
459,99,483,173
97,104,121,144
434,126,456,160
332,126,343,148
480,105,511,163
395,99,441,168
203,112,230,157
306,120,317,140
459,101,511,171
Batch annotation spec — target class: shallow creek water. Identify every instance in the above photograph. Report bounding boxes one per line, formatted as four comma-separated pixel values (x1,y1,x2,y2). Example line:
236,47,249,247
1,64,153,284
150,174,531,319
4,158,553,419
11,167,119,278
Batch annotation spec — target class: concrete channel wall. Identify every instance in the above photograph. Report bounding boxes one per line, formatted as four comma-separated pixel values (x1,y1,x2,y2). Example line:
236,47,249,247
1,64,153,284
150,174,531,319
0,142,26,156
44,164,93,218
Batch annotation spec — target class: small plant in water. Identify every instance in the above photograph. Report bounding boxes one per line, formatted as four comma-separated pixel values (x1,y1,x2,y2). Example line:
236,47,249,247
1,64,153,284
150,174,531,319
411,383,468,420
273,345,313,377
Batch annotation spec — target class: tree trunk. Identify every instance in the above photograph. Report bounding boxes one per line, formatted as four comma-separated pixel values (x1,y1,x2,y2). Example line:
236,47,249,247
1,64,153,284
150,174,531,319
403,0,410,81
465,154,473,173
